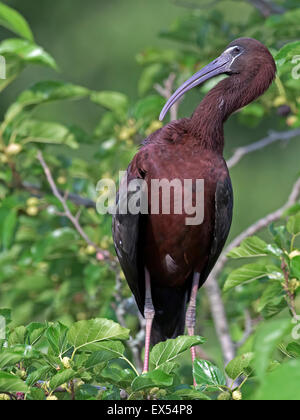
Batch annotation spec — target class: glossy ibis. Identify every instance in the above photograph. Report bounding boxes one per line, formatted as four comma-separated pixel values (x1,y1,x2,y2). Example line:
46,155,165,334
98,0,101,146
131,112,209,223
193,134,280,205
113,38,276,374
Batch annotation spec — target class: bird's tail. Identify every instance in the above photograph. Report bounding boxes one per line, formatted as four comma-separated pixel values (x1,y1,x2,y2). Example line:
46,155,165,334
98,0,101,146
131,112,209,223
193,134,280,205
150,286,189,345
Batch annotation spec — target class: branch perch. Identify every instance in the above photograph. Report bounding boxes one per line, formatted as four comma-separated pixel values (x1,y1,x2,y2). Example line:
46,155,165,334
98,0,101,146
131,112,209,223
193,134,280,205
37,151,112,265
227,129,300,169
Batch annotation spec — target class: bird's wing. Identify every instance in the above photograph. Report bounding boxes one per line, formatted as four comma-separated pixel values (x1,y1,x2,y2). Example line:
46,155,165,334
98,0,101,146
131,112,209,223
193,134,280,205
200,175,233,286
112,160,147,315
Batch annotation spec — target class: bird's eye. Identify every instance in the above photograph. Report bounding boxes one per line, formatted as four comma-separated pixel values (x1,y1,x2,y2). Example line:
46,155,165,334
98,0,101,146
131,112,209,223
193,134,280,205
233,47,242,56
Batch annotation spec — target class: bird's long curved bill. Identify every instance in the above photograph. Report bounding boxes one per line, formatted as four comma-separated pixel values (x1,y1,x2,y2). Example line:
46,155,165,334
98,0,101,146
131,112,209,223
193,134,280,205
159,54,231,121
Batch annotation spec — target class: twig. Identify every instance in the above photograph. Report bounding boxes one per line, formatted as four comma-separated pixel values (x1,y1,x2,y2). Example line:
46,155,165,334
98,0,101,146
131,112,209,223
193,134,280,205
214,177,300,279
113,275,144,372
246,0,285,17
37,150,145,369
154,73,182,121
227,129,300,169
171,0,220,10
235,310,253,349
22,181,97,209
37,151,112,265
205,176,300,364
281,258,297,319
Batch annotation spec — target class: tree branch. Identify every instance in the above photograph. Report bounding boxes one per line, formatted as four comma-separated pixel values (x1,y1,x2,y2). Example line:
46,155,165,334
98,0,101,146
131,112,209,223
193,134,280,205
154,73,183,121
37,151,112,264
37,150,145,369
246,0,285,17
22,181,97,209
214,177,300,279
227,129,300,169
205,176,300,364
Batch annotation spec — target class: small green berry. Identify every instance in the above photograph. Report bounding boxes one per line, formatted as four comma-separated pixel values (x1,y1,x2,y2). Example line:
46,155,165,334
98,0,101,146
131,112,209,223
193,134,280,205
232,390,242,401
218,391,231,400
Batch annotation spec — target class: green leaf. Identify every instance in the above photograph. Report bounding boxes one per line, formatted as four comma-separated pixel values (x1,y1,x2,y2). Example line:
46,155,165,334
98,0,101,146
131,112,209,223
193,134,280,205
131,369,174,392
290,256,300,279
99,366,136,389
158,362,179,375
26,322,46,345
0,372,28,393
91,91,129,116
150,335,205,370
227,237,269,259
286,342,300,358
0,345,40,368
133,95,165,121
2,209,17,250
261,298,287,319
225,353,254,380
169,388,211,400
27,387,45,400
254,318,292,379
0,55,24,92
0,3,33,41
49,369,76,391
255,359,300,400
26,366,52,387
84,341,125,369
0,350,24,368
67,319,129,352
5,81,90,122
138,63,164,95
275,41,300,66
46,322,69,356
257,282,283,312
18,119,79,149
223,264,282,292
8,326,26,346
0,308,11,323
287,212,300,235
0,39,57,70
193,359,226,387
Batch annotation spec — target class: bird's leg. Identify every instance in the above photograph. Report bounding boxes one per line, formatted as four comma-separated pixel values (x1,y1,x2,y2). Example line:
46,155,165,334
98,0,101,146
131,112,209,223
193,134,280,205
143,268,155,373
186,272,200,386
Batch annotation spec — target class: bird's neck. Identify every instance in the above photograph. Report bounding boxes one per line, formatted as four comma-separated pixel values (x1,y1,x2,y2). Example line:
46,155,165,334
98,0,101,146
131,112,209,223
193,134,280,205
190,66,275,153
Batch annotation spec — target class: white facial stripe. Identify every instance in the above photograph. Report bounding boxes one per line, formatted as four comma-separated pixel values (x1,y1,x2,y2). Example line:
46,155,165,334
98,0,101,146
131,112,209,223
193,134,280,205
223,45,244,67
224,46,239,54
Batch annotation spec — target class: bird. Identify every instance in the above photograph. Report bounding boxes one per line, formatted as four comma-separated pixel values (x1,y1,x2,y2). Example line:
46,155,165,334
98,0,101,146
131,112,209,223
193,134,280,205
112,38,276,375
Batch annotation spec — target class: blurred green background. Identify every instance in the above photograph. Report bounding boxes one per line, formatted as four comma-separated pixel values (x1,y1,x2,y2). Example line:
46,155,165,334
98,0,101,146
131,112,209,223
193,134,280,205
0,0,299,379
2,0,299,238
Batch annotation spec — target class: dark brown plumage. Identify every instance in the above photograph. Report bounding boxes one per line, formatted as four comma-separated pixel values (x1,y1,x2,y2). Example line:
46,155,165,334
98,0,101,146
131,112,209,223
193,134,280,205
112,38,276,372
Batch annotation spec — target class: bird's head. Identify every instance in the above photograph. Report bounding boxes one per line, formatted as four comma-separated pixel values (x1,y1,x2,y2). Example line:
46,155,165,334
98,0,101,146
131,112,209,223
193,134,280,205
159,37,276,121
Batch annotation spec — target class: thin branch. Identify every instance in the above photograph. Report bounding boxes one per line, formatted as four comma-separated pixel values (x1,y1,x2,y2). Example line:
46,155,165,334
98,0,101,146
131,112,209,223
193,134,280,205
246,0,285,17
214,177,300,280
227,129,300,169
235,310,253,349
154,73,182,121
21,181,97,209
204,140,300,364
113,274,144,372
203,279,235,365
171,0,220,10
37,150,144,368
281,258,297,319
204,176,300,363
37,151,112,264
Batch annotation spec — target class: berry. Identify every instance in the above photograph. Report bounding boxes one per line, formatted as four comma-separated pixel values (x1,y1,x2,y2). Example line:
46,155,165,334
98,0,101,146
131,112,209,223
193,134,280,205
232,390,242,401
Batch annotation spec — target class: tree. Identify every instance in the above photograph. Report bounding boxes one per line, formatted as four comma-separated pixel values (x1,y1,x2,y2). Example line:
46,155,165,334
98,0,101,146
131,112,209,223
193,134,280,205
0,0,299,400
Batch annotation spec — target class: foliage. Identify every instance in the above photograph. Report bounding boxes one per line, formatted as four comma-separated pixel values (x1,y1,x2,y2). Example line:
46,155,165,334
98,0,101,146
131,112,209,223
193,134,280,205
0,0,299,401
